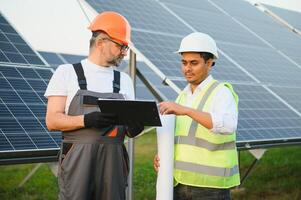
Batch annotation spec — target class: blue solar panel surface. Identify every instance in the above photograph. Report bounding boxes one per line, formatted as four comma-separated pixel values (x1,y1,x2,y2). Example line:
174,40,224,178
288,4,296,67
120,61,178,101
234,84,301,143
0,14,60,157
161,0,301,86
264,4,301,32
86,0,190,37
0,64,60,152
86,0,301,146
0,13,45,66
210,0,301,66
38,51,86,69
118,61,161,100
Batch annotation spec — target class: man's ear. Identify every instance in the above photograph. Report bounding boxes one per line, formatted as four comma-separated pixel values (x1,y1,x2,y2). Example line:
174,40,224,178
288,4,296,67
96,37,104,49
206,59,215,68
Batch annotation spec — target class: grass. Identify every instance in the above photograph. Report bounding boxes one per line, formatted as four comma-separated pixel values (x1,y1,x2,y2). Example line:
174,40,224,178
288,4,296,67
0,164,58,200
233,147,301,200
0,130,300,199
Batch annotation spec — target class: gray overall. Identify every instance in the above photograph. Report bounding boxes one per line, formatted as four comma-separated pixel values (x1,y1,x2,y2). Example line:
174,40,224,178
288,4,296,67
58,63,129,200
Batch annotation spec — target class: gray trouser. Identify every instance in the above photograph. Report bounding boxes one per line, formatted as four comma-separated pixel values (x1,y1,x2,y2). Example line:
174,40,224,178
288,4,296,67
58,142,129,200
174,184,231,200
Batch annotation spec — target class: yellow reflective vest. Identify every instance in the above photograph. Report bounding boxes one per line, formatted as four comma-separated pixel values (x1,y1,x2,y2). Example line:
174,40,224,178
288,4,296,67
174,79,240,188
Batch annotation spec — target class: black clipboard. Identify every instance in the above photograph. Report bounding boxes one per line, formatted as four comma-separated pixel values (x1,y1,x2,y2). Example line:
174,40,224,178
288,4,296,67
97,99,162,126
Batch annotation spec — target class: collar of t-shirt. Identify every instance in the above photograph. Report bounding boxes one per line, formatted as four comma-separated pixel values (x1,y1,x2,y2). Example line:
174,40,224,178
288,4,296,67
182,75,214,106
84,58,114,73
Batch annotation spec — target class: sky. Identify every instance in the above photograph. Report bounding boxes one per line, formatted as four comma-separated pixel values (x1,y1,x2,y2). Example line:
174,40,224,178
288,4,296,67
0,0,96,55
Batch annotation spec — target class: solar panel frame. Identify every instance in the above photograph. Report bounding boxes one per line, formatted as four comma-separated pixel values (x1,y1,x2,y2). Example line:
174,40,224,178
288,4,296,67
263,4,301,32
0,64,61,164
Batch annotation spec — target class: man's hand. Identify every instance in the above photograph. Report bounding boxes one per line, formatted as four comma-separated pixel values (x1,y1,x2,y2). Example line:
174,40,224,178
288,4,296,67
125,121,144,138
159,101,188,115
84,111,117,128
153,154,160,172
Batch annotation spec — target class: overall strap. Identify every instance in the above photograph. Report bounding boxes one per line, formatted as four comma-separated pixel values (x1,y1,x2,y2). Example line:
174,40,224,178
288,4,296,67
113,70,120,93
73,63,87,90
73,63,120,93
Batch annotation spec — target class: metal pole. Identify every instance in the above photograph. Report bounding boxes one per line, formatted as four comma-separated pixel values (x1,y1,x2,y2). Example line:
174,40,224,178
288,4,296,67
126,50,136,200
18,163,42,188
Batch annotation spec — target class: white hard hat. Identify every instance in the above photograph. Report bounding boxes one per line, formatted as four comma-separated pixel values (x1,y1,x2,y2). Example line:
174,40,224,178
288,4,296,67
176,32,218,59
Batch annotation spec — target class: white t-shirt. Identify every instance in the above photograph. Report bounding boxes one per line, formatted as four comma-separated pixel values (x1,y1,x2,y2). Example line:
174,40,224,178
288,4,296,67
44,59,135,114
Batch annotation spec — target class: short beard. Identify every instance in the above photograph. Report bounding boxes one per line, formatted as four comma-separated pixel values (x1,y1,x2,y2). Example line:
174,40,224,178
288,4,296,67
107,55,124,67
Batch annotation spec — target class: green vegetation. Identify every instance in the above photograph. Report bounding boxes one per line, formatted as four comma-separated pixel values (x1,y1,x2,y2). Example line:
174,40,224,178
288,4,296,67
0,130,300,199
0,164,58,200
233,147,301,200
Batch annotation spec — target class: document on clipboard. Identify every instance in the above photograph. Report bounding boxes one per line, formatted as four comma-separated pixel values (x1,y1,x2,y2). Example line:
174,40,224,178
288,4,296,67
97,99,162,126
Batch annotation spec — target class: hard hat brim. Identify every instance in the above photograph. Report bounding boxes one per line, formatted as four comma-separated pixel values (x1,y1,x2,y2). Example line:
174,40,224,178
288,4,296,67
173,50,218,59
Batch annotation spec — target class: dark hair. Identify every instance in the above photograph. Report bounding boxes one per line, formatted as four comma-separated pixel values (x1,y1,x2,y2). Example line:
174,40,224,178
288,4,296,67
89,31,108,49
199,52,215,66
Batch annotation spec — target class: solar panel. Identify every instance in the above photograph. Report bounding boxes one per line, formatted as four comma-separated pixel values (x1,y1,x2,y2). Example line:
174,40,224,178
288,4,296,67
86,0,190,37
0,64,61,163
269,86,301,114
0,13,46,66
0,13,61,164
132,25,255,85
235,84,301,148
218,42,301,87
159,0,301,86
118,61,158,100
60,53,86,64
38,51,65,68
263,4,301,32
163,2,267,47
38,51,86,69
210,0,301,66
85,0,301,148
125,61,178,101
1,0,301,165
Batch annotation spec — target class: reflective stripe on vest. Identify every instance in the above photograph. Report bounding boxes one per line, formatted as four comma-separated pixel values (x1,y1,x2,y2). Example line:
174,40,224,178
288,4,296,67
174,136,236,151
174,79,240,188
175,160,239,177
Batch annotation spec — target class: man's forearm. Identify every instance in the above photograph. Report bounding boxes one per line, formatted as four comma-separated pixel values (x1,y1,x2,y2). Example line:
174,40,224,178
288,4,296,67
185,108,213,130
46,113,84,132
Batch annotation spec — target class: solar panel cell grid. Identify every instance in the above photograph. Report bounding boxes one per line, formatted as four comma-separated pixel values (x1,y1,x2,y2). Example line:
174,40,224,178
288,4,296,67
60,54,86,64
38,51,64,67
165,3,267,47
235,84,301,143
269,86,301,114
0,65,59,153
218,43,301,87
210,0,301,66
17,67,41,79
0,132,13,151
5,133,35,150
87,0,190,36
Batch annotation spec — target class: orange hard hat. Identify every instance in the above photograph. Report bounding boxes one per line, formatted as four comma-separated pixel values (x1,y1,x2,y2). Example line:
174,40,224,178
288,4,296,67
88,11,131,46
